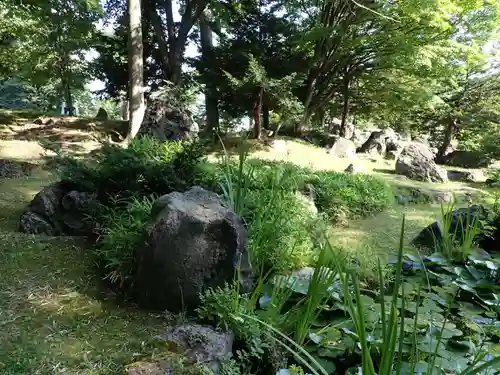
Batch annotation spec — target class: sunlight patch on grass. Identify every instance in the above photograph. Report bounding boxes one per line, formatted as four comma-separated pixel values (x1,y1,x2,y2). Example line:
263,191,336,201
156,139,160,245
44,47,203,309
328,204,443,282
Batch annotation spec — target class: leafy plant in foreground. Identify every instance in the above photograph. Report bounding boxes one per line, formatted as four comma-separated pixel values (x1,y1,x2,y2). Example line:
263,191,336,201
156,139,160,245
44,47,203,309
216,137,317,276
95,195,155,287
217,134,254,217
241,217,500,375
435,200,484,263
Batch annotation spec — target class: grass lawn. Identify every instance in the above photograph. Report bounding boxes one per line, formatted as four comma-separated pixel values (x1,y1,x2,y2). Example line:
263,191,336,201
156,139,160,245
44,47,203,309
328,203,443,281
0,173,168,375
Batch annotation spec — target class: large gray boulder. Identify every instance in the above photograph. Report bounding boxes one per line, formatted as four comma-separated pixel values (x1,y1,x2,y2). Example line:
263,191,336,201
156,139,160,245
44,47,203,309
139,94,199,142
327,137,356,158
395,143,448,183
135,186,253,312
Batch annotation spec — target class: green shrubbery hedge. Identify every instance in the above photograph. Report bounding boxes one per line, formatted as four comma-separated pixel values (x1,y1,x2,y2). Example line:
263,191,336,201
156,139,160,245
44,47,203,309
56,137,394,286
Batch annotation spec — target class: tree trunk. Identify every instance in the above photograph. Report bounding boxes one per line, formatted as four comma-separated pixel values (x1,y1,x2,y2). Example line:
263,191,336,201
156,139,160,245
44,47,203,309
436,117,457,163
127,0,146,141
253,88,263,139
61,74,73,116
297,73,316,134
262,104,269,131
317,107,326,129
339,75,350,138
199,11,219,135
58,48,74,116
296,112,312,134
147,1,170,80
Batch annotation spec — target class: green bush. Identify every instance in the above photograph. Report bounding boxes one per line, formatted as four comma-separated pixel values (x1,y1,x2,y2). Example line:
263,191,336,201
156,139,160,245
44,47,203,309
246,189,316,274
205,156,393,274
311,171,394,220
487,168,500,184
208,158,393,221
95,195,154,287
56,136,207,208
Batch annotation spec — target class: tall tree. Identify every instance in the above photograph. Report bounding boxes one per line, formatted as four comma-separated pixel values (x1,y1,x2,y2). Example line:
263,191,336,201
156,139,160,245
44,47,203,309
0,0,102,112
127,0,145,140
96,0,208,96
199,10,219,134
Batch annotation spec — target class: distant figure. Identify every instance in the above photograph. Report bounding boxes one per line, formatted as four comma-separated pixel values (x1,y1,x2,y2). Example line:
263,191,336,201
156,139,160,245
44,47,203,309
60,102,79,116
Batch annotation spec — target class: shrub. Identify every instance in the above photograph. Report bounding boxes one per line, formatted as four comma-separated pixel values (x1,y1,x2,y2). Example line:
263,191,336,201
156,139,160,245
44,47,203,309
56,136,207,209
311,171,394,220
210,157,393,221
487,168,500,184
197,284,273,373
247,188,317,275
213,150,317,275
95,195,154,287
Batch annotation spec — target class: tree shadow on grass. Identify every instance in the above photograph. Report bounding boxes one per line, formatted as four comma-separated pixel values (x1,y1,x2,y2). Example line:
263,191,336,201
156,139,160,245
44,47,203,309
0,170,168,374
0,233,167,374
373,167,397,175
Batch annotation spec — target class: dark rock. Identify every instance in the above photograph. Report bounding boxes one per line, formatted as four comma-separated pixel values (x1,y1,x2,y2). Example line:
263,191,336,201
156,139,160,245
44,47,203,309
357,131,386,155
440,150,492,168
140,94,199,142
300,131,337,148
161,323,234,373
135,186,253,312
95,107,109,120
33,118,43,125
385,139,400,153
478,215,500,253
61,190,98,212
395,194,409,205
327,137,356,158
19,211,55,235
395,188,453,205
385,150,399,160
0,159,36,178
395,142,448,182
19,181,96,236
486,179,500,188
29,182,67,220
412,205,490,250
447,169,483,183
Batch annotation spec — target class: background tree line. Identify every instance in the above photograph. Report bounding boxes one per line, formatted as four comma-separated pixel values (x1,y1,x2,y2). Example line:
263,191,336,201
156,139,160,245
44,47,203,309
0,0,499,156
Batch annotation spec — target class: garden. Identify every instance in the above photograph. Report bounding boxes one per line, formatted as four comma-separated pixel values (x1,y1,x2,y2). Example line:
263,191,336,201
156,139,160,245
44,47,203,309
10,135,500,375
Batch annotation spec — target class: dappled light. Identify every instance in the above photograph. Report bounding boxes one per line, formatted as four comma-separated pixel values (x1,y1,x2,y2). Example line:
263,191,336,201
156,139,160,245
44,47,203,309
1,0,500,372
